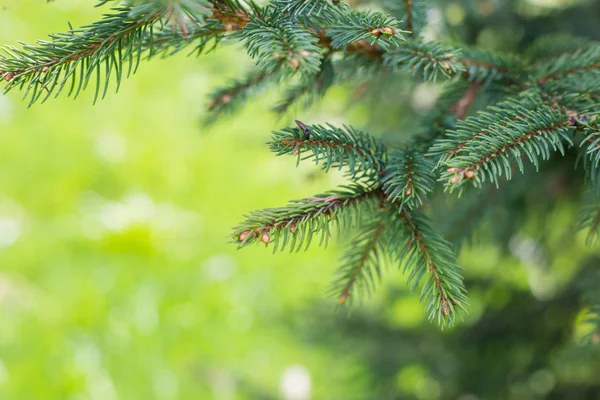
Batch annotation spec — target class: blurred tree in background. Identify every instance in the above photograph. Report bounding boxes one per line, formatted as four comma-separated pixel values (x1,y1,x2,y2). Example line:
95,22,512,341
0,0,600,399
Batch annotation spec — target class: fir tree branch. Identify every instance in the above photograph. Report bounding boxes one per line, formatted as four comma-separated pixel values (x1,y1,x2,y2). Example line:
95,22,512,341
395,208,467,327
270,121,387,180
457,46,523,84
383,42,523,83
439,105,573,191
270,0,348,20
326,11,407,51
233,185,379,252
382,148,435,208
0,4,174,104
332,213,388,305
536,46,600,86
240,11,322,75
383,40,465,81
429,93,545,165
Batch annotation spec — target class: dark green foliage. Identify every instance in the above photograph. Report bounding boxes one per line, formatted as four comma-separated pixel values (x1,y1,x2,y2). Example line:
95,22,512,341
0,4,173,105
269,122,387,180
3,0,600,330
240,12,322,76
326,11,407,51
441,106,572,191
269,0,347,20
383,41,464,81
457,46,525,84
391,209,467,327
330,212,390,305
534,45,600,86
232,185,378,252
382,148,435,208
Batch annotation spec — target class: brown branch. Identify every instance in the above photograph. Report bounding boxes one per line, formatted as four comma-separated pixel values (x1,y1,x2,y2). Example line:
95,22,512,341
404,0,413,35
451,81,482,119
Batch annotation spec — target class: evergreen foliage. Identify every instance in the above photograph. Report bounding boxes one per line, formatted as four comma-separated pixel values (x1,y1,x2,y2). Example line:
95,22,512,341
2,0,599,333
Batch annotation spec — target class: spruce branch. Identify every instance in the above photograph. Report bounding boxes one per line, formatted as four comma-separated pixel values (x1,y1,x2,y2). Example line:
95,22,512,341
240,12,322,75
438,104,573,191
395,208,468,327
382,42,523,84
270,0,348,20
326,11,407,51
0,1,261,105
142,24,222,58
331,212,389,305
270,121,387,180
382,148,435,208
0,4,176,104
428,93,544,165
535,46,600,86
457,46,524,84
383,40,465,81
233,185,379,252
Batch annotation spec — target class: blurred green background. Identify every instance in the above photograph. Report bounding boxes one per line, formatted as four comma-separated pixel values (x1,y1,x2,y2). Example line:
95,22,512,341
1,1,599,399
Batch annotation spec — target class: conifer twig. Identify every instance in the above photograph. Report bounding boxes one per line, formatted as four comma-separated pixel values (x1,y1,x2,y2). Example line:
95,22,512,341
396,208,467,326
270,122,387,180
0,6,166,104
233,185,379,252
333,215,388,305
